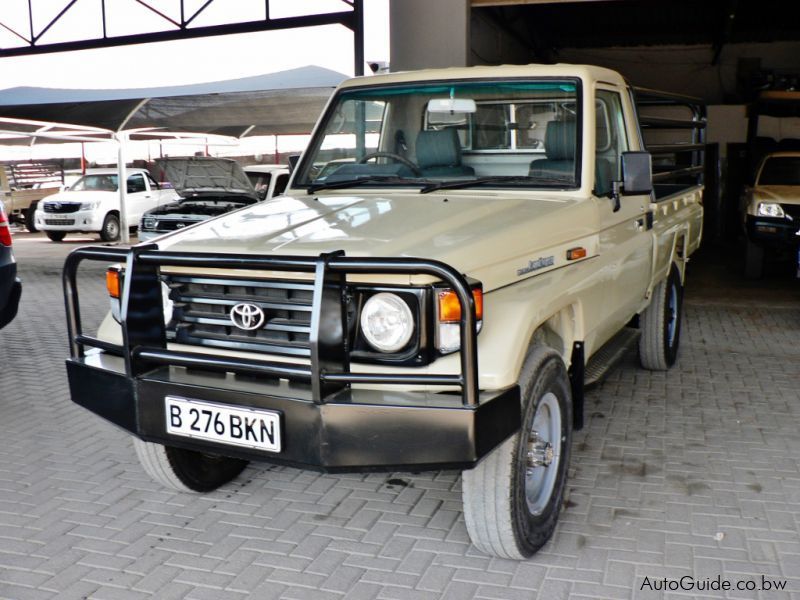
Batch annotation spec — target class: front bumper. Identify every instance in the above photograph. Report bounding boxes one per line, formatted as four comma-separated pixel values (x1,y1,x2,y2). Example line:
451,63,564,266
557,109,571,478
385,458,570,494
36,209,103,232
746,215,800,246
68,352,520,472
138,229,160,242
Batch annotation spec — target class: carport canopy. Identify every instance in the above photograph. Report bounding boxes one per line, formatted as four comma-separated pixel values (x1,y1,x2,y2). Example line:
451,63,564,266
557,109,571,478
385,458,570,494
0,64,348,242
0,65,347,143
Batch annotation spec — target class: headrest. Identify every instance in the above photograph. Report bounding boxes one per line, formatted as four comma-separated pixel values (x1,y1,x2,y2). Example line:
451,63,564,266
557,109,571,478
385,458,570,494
544,120,577,161
416,128,462,169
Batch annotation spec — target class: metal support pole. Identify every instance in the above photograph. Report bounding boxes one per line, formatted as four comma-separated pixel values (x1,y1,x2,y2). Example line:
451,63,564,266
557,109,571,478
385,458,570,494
353,0,364,76
116,132,130,244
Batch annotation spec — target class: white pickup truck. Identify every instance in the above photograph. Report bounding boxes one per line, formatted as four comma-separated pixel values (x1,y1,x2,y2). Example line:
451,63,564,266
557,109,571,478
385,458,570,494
36,168,177,242
63,64,704,559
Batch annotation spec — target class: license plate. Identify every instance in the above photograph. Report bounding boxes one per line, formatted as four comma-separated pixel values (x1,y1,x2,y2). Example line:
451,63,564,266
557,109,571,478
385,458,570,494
50,214,69,220
165,396,281,453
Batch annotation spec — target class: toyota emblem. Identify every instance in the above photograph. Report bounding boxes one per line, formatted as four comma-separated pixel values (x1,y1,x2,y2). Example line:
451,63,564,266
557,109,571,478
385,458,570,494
230,303,265,331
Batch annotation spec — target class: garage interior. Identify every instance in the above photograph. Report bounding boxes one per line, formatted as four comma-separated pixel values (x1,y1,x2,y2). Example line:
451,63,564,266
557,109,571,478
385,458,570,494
392,0,800,281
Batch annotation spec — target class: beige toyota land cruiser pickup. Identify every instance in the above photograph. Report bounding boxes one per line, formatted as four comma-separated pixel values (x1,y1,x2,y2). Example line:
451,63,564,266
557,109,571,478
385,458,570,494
63,64,704,559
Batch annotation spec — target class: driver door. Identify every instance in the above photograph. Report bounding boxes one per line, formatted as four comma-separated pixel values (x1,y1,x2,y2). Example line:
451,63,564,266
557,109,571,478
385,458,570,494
595,87,653,337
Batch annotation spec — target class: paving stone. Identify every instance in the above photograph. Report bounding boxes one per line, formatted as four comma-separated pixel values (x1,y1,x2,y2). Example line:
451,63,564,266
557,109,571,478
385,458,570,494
2,237,799,600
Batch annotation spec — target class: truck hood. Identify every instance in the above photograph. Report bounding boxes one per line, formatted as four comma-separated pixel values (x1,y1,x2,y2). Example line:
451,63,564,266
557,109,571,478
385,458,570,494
753,185,800,205
155,191,598,290
157,157,256,198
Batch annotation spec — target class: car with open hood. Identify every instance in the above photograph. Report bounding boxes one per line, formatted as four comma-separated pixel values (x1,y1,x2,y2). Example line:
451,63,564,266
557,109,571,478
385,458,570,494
138,157,264,241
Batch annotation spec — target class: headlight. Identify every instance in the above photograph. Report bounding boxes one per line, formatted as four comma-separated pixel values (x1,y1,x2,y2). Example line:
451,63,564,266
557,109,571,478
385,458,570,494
435,285,483,354
80,201,100,210
758,202,785,218
359,292,414,353
142,216,157,230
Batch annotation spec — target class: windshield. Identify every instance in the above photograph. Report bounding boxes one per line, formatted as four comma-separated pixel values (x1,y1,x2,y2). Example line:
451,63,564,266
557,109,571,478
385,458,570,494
758,157,800,186
295,79,581,191
70,174,119,192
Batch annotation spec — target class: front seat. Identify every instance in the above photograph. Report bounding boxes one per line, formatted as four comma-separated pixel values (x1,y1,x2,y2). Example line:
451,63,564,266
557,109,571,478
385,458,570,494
415,129,475,178
528,120,577,181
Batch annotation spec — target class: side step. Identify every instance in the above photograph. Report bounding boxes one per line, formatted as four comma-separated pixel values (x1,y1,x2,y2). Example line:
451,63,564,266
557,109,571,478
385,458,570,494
584,327,641,388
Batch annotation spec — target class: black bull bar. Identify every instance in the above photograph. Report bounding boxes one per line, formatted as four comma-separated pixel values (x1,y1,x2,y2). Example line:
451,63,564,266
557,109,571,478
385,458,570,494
62,245,520,471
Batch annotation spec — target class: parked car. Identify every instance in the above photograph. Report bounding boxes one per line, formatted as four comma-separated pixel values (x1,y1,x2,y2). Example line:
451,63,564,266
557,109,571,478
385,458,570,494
138,158,269,242
63,64,703,559
243,164,290,200
0,200,21,330
743,151,800,278
35,168,177,242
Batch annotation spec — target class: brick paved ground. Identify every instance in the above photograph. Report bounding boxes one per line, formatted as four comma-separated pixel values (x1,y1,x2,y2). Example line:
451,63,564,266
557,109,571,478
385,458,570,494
1,231,799,600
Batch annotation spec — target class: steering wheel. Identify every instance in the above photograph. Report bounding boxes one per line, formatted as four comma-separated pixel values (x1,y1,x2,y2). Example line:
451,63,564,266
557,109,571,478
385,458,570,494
358,151,422,176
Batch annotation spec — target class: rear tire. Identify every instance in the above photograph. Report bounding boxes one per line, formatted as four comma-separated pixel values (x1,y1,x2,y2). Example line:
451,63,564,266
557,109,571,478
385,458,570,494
132,438,248,492
745,240,764,279
45,231,66,242
100,213,120,242
639,264,683,370
25,202,38,232
461,345,572,559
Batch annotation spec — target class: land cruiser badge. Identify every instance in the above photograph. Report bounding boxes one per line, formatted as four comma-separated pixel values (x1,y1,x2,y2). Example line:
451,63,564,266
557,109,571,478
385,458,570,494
517,256,555,276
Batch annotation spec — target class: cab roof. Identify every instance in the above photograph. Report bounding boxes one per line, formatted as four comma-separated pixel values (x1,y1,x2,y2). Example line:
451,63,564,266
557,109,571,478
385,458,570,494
338,63,626,90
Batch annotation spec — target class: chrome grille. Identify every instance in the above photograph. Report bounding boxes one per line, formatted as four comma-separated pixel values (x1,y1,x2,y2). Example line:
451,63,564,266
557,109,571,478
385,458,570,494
149,219,193,232
164,274,313,357
44,202,81,213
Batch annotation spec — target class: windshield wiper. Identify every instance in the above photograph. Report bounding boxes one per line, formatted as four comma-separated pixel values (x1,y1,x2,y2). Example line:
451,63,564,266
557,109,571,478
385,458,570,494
307,176,422,194
419,176,574,194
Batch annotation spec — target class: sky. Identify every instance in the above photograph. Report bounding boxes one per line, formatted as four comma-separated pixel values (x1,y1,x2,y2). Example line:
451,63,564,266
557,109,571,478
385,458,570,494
0,0,390,163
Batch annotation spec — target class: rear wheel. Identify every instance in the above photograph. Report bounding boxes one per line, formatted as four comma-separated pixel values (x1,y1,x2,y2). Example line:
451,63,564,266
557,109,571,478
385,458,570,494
461,345,572,559
45,231,66,242
100,213,120,242
25,202,38,232
639,264,683,370
133,438,248,492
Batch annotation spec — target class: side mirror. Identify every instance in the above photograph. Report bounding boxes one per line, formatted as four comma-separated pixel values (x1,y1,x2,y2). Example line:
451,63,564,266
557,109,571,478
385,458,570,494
621,151,653,195
287,154,300,173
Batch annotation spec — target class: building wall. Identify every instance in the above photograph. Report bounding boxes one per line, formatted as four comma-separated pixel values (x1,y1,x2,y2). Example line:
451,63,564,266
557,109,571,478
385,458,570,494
389,0,471,72
555,42,800,104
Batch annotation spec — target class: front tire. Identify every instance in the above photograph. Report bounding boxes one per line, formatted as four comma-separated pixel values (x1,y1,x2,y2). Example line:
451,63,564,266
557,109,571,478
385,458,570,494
45,231,66,242
25,202,38,232
133,438,248,492
100,213,120,242
462,345,572,559
639,264,683,370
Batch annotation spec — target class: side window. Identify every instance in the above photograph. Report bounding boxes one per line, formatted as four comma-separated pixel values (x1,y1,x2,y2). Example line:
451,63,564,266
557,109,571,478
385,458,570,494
595,90,629,196
146,173,160,190
127,173,146,194
273,174,289,196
